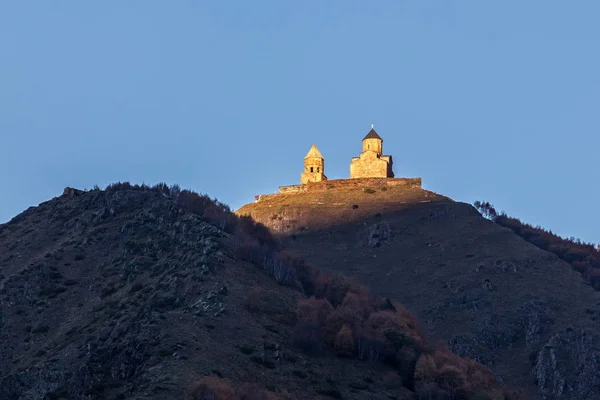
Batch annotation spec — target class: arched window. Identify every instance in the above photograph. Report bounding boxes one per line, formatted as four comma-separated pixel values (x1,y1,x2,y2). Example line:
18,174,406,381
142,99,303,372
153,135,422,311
317,167,320,172
310,167,314,173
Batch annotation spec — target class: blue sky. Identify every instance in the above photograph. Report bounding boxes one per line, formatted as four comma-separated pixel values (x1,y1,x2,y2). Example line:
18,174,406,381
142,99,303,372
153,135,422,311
1,2,599,244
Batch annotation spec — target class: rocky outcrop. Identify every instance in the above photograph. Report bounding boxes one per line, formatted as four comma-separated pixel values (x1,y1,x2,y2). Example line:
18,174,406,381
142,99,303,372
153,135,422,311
0,188,229,399
366,222,392,248
533,328,600,399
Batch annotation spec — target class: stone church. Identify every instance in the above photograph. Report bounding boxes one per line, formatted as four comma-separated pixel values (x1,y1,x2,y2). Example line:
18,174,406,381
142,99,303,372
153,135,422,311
301,127,394,184
350,127,394,178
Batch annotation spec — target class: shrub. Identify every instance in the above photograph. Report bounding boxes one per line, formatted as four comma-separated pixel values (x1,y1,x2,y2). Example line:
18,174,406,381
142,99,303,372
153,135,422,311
334,324,355,357
323,307,360,346
414,354,437,386
363,308,424,353
176,190,237,233
296,297,333,326
322,292,377,346
271,251,300,285
415,383,450,400
342,292,379,320
290,322,325,355
382,371,403,390
473,201,498,220
356,328,384,363
395,345,420,388
413,349,503,399
235,237,273,268
293,260,318,296
152,182,171,197
105,182,133,192
235,215,278,249
315,273,366,307
587,269,600,290
435,364,467,393
190,376,235,400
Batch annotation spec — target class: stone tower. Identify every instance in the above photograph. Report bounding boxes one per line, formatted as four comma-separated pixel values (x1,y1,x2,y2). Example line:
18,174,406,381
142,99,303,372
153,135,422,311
301,144,327,184
350,127,394,178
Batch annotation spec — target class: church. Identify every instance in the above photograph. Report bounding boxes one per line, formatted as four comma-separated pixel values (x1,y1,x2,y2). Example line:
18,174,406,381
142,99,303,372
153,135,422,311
301,126,394,184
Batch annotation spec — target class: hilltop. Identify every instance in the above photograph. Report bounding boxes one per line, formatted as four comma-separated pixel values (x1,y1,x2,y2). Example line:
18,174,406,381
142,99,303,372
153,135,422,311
240,178,440,235
0,184,517,400
236,181,600,400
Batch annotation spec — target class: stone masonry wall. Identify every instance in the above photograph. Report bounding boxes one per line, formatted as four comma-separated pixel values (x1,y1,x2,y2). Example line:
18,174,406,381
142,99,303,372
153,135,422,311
307,177,421,192
350,154,390,178
274,178,421,197
254,194,279,202
279,185,306,194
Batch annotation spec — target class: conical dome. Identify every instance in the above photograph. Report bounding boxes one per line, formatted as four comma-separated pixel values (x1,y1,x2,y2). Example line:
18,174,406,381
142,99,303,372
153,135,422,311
304,144,324,159
363,128,383,141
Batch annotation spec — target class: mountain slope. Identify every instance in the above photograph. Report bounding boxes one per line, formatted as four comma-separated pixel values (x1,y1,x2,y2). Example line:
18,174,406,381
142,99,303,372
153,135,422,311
237,184,600,400
0,185,516,400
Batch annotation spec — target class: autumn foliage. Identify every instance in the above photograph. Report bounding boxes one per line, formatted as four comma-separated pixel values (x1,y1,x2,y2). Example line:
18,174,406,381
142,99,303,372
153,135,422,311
291,271,519,399
334,324,355,357
190,376,236,400
414,348,513,399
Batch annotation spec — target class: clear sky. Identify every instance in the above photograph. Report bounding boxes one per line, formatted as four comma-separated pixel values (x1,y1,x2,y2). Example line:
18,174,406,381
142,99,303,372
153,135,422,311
1,2,599,244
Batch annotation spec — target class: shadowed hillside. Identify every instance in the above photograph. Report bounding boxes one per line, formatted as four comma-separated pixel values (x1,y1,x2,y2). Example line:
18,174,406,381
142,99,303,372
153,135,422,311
237,184,600,400
0,184,517,400
473,201,600,290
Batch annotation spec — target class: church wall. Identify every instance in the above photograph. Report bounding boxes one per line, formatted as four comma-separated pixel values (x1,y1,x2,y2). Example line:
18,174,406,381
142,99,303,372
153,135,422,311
362,138,382,154
301,172,327,184
386,160,395,178
350,152,390,178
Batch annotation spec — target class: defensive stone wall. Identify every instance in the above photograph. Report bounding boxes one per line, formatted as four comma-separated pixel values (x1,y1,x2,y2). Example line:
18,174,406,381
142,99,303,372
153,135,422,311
305,177,421,192
279,185,306,194
253,194,279,202
264,178,421,200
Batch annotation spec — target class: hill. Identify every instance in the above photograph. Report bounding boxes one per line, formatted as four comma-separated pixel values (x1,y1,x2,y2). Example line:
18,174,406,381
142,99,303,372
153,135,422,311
236,181,600,400
0,184,517,400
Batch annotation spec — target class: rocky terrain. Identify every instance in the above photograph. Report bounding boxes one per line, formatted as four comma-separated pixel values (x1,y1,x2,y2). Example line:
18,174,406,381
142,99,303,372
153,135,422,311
237,182,600,400
0,184,517,400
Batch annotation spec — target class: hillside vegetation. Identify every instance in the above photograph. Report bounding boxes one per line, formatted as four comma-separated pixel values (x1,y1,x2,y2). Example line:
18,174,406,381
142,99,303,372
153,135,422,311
0,184,517,400
237,184,600,400
474,201,600,290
